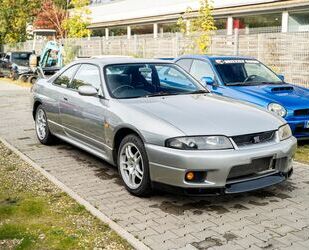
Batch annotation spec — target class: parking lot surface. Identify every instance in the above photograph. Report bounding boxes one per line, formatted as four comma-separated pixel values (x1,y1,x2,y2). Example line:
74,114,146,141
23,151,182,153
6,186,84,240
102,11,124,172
1,81,309,250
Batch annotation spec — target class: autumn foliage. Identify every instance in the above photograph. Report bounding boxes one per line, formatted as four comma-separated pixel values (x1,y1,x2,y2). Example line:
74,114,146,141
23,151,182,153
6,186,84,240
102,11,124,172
33,0,67,38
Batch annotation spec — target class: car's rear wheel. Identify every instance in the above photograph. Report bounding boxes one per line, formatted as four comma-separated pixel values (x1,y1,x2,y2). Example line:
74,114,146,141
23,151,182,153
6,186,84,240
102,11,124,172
118,134,152,196
35,105,56,145
18,75,28,82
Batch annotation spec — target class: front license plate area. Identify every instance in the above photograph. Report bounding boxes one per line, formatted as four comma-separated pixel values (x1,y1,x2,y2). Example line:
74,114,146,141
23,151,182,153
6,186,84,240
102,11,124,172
227,157,273,180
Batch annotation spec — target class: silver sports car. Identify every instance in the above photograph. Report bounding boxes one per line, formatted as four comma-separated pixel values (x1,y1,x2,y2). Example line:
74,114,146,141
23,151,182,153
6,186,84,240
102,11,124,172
32,58,297,196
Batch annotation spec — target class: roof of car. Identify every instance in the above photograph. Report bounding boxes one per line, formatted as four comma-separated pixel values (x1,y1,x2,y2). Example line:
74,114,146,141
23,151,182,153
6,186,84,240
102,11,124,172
175,55,256,61
73,57,173,66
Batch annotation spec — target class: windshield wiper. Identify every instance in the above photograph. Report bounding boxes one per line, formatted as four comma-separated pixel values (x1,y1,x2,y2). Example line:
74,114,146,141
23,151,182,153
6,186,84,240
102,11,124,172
225,82,247,86
187,90,209,94
226,81,283,86
144,92,180,97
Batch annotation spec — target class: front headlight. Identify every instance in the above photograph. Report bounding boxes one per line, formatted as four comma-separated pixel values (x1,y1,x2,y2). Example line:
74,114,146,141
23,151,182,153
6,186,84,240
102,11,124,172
268,103,287,117
166,136,234,150
278,124,292,141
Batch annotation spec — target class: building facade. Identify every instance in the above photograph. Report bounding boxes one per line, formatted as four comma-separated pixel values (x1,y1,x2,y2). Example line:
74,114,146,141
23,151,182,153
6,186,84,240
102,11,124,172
88,0,309,38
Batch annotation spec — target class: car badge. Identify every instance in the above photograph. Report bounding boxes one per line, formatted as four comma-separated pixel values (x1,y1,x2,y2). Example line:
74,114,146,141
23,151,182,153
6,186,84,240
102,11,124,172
252,136,260,144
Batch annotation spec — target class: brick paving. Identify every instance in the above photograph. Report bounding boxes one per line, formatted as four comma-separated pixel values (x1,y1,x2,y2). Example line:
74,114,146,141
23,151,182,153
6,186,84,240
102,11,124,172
1,80,309,250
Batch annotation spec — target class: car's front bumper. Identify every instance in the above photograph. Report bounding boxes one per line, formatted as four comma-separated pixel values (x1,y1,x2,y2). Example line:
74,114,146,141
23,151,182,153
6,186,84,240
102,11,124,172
287,118,309,139
145,136,297,193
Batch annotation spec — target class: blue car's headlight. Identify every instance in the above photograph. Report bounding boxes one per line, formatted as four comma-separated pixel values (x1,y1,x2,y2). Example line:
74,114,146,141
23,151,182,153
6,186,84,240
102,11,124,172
278,124,292,141
268,103,287,117
166,136,234,150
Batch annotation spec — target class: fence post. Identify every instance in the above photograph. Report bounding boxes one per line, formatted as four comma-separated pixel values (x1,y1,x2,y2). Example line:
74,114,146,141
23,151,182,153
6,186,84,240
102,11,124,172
143,39,146,58
175,33,179,57
100,36,104,55
233,28,239,55
134,35,137,56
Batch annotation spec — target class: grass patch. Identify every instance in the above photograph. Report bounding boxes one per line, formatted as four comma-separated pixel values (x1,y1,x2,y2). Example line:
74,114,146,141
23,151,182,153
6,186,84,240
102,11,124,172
0,142,132,250
295,142,309,165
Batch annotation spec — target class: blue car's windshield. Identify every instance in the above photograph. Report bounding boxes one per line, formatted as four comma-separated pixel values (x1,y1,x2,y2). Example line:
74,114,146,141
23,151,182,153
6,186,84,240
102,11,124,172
214,59,283,86
105,63,207,99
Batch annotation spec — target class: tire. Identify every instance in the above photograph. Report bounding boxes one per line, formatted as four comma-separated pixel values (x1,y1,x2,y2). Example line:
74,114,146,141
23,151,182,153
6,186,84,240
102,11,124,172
28,76,37,84
118,134,152,197
18,75,28,82
35,105,56,145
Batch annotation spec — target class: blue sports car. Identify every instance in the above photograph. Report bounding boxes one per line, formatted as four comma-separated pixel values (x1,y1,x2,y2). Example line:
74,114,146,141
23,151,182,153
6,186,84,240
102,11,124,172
174,55,309,140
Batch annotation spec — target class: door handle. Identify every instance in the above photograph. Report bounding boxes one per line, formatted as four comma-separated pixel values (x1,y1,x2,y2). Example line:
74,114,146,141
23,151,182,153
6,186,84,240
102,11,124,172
63,97,68,101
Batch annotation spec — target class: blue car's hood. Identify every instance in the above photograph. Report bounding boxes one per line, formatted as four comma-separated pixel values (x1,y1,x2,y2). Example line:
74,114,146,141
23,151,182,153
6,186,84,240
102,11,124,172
231,83,309,110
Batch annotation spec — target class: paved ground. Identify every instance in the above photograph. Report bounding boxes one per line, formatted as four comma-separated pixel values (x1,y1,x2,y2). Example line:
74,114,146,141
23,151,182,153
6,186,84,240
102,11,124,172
1,80,309,250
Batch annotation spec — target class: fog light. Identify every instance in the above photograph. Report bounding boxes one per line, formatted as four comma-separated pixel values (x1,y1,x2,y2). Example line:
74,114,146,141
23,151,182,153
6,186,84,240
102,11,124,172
185,171,195,181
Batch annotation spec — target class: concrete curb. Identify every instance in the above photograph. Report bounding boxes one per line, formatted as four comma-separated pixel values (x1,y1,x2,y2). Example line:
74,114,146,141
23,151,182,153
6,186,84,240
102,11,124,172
0,137,150,250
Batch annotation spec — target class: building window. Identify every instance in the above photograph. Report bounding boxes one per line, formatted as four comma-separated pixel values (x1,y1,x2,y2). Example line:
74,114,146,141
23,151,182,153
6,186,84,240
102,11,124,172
215,18,227,30
289,11,309,32
233,13,281,33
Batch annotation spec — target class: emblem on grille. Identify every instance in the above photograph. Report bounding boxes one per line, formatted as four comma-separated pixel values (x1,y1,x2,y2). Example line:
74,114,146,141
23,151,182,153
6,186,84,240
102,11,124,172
252,136,261,144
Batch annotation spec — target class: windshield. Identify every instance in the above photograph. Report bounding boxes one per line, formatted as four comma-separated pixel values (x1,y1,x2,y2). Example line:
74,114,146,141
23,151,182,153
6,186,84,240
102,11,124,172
105,63,206,99
11,52,31,66
214,59,283,85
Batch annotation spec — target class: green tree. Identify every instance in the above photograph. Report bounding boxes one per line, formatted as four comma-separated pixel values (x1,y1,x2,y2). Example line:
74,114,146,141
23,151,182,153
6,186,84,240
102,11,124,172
178,0,216,53
0,0,40,47
62,0,91,38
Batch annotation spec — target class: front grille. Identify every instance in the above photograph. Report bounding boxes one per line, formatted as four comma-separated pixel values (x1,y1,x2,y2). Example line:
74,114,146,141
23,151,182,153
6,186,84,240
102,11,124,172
294,109,309,117
232,131,275,147
227,157,274,181
295,125,309,134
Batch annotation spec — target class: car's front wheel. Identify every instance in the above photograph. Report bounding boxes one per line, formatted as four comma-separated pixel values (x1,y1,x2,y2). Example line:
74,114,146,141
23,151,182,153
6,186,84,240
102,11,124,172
35,105,56,145
118,134,152,197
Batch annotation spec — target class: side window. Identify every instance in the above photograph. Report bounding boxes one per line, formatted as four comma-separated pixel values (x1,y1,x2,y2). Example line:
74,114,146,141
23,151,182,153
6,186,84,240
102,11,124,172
176,59,192,72
190,60,215,81
158,66,195,91
69,64,102,90
54,64,80,87
164,67,187,80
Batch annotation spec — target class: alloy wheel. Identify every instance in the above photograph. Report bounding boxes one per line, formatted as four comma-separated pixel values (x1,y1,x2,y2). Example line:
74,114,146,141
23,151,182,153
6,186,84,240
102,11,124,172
119,142,144,189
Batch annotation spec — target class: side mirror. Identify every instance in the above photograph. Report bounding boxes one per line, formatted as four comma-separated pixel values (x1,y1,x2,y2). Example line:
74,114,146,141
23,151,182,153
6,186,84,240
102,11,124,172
278,74,285,81
78,85,98,96
201,76,215,86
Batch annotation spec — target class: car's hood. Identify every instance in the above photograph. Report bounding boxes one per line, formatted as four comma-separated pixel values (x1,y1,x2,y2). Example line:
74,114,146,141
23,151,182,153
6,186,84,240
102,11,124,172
125,94,284,136
230,84,309,109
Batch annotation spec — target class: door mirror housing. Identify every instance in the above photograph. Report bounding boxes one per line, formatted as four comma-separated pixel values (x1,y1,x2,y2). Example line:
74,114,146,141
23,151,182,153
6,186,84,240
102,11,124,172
278,74,285,81
78,85,98,96
201,76,215,86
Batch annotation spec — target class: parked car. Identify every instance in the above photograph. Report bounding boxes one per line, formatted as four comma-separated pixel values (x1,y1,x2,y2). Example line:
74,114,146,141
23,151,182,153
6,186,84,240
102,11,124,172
0,57,12,78
0,51,32,79
174,55,309,140
32,58,296,196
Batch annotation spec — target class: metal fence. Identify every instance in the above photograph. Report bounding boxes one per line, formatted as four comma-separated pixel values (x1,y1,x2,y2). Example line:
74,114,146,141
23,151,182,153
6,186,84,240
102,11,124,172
4,27,309,88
